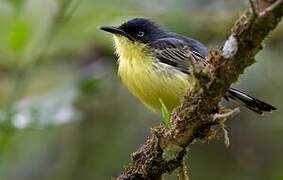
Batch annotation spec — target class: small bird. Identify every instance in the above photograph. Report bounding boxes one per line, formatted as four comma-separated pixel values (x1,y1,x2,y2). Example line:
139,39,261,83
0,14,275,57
100,18,276,115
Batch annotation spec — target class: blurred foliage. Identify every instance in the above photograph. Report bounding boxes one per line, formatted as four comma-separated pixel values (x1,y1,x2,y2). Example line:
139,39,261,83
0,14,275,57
0,0,282,180
8,19,29,53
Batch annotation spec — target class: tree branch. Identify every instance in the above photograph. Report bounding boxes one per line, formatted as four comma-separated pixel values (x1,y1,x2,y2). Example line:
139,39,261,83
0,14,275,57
117,0,283,179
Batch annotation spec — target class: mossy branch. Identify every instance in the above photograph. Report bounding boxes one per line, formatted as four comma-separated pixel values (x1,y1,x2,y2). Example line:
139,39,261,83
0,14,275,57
117,0,283,179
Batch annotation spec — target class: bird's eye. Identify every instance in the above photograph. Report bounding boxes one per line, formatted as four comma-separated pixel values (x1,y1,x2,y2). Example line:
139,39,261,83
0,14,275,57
137,31,145,37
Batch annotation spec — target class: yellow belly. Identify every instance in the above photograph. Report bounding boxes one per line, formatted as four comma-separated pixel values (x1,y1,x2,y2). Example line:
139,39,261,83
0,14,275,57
118,57,195,112
113,35,195,112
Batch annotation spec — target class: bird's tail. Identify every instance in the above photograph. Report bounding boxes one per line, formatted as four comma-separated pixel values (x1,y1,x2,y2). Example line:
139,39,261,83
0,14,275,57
226,88,276,115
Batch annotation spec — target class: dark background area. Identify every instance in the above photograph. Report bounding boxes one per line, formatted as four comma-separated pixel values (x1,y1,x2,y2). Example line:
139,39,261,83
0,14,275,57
0,0,282,179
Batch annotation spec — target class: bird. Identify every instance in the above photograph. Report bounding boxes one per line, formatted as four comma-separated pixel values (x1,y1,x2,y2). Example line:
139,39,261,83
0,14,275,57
100,18,276,115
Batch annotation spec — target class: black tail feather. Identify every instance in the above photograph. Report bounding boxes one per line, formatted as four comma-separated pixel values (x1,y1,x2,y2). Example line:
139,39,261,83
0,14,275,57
226,88,276,115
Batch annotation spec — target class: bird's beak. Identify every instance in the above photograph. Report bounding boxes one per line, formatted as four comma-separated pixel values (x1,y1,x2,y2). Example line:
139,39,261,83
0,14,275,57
100,26,134,41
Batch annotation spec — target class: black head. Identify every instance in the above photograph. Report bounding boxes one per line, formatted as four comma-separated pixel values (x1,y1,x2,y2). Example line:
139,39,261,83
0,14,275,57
100,18,167,43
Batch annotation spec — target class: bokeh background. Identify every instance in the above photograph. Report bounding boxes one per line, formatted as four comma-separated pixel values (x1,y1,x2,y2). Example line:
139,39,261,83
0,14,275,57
0,0,282,180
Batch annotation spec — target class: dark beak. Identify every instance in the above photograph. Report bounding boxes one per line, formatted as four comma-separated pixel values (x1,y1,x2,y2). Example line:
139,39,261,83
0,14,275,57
100,26,134,41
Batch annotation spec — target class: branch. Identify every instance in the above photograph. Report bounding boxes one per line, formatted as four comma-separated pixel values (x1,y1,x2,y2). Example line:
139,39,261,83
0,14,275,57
117,1,283,179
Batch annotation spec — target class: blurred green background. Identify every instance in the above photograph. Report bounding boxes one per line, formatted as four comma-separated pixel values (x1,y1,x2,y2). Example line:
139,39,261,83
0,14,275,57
0,0,282,180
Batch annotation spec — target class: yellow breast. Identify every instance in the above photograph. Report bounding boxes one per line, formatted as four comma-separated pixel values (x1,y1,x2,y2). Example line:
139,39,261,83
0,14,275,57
113,35,195,112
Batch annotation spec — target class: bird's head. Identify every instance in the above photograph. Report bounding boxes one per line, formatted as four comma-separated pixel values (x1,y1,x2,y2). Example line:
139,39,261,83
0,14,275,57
100,18,167,59
100,18,167,44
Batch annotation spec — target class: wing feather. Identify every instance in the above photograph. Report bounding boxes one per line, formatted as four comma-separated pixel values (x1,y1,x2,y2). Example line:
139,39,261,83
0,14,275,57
149,38,208,73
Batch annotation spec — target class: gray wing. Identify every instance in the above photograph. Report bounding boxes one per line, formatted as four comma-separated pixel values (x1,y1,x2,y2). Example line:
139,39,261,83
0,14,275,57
149,37,208,74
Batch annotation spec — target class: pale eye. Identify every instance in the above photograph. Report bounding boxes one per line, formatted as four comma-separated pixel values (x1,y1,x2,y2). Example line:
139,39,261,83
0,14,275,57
137,31,145,37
